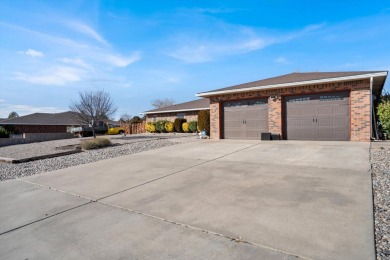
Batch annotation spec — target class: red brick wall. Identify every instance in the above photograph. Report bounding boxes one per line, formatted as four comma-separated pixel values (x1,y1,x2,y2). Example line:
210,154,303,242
210,101,220,139
13,125,67,134
207,79,371,141
146,111,200,123
350,88,371,141
268,96,282,134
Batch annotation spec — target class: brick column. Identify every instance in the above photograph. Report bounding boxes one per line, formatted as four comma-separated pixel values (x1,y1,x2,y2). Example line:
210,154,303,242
268,96,282,136
350,89,371,141
210,100,221,139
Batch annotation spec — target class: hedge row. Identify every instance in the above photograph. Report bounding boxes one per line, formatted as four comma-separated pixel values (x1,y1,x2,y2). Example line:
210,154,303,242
146,119,198,133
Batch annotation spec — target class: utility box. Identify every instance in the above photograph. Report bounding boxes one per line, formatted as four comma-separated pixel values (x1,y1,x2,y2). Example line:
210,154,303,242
261,132,271,140
271,134,280,140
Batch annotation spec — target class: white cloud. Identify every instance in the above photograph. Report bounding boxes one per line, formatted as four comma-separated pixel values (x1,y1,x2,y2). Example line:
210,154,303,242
14,66,84,86
18,48,44,57
0,99,5,103
168,37,270,63
275,57,291,65
104,52,141,67
59,58,94,71
0,103,64,118
166,21,324,63
66,20,108,45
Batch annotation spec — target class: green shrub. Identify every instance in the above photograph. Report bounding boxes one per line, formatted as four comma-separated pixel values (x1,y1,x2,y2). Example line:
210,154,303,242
81,138,111,150
0,126,9,138
197,110,210,135
188,121,197,132
174,118,187,132
145,122,156,133
182,122,189,132
165,122,174,132
156,120,169,133
378,100,390,134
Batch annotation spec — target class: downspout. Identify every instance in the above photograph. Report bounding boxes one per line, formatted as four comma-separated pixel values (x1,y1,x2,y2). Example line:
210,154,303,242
370,77,373,140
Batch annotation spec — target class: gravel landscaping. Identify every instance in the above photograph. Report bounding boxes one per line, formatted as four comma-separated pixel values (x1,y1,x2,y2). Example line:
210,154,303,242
0,134,197,181
370,142,390,260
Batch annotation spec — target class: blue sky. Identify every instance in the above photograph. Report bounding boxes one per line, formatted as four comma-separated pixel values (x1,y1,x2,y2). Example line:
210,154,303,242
0,0,389,119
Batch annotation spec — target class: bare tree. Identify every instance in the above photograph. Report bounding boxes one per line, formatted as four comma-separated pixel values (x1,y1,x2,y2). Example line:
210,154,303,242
151,98,175,108
8,111,19,118
119,113,132,123
70,90,117,138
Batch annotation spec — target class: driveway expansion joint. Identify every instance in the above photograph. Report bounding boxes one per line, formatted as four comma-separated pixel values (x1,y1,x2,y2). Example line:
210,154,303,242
98,200,310,260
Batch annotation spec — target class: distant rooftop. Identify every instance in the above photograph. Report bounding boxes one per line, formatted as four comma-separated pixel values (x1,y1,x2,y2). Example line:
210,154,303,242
142,98,210,114
0,111,83,125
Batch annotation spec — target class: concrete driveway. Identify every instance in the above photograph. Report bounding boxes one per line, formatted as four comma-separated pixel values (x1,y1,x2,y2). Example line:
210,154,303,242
0,140,374,260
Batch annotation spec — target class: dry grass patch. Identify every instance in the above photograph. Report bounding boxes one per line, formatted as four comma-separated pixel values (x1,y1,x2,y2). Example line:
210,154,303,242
81,138,112,150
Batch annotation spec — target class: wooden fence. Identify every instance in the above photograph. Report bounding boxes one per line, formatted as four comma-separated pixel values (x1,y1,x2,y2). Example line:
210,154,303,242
120,122,146,135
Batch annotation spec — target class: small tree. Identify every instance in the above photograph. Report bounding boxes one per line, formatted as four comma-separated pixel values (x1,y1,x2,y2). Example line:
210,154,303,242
198,110,210,135
151,98,175,108
70,90,117,138
378,100,390,137
130,116,143,124
174,118,187,132
8,111,19,119
119,113,132,123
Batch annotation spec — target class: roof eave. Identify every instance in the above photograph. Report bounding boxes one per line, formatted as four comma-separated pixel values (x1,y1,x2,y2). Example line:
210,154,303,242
140,107,210,115
196,71,388,97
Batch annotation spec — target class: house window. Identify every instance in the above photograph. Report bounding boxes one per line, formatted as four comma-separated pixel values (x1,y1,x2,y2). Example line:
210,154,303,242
177,113,185,118
153,115,157,122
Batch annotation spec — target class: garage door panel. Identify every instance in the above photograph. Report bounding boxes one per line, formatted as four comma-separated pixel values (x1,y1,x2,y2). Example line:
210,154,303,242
288,107,315,117
288,118,313,127
288,129,317,140
332,105,349,115
318,130,349,141
285,92,350,141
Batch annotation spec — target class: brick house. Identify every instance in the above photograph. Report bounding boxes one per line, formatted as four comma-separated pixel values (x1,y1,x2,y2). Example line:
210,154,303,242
142,98,210,123
0,111,83,133
197,71,388,141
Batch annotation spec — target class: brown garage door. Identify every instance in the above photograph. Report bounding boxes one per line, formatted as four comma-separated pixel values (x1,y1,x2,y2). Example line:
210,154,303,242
284,92,350,141
223,99,268,140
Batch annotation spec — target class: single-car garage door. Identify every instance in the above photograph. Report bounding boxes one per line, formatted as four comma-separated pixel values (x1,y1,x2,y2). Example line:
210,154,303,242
223,99,268,139
284,92,350,141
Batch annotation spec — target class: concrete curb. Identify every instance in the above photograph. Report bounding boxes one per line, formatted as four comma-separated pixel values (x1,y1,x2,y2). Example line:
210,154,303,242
0,150,82,164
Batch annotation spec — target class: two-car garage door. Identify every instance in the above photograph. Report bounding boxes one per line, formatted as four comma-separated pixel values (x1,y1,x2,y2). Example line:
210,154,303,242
223,92,350,141
284,92,350,141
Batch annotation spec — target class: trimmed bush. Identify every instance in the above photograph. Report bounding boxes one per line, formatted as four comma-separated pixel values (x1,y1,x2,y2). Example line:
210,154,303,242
182,122,190,132
156,120,169,133
198,110,210,135
165,121,174,132
81,138,111,150
378,100,390,135
0,126,9,138
188,121,197,132
145,122,156,133
174,118,187,132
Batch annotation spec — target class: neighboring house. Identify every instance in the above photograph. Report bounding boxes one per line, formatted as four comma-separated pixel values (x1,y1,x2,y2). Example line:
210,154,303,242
0,111,83,133
142,98,210,122
197,71,388,141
